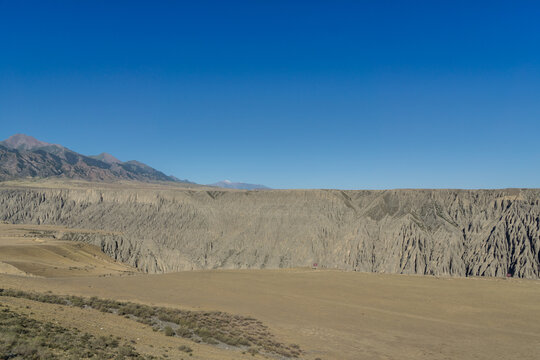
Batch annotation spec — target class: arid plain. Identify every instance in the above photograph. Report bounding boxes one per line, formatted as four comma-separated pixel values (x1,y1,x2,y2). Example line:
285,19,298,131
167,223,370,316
1,224,539,360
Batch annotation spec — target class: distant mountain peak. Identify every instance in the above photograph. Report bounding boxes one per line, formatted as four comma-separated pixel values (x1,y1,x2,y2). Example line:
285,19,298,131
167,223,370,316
210,180,270,190
0,133,192,184
1,133,61,151
90,152,121,164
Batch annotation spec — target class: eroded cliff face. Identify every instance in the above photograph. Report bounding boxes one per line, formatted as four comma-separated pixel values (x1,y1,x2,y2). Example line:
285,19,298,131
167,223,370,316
0,182,538,278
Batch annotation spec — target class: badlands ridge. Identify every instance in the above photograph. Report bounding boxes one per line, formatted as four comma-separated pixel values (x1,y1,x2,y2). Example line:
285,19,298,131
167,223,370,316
0,180,538,278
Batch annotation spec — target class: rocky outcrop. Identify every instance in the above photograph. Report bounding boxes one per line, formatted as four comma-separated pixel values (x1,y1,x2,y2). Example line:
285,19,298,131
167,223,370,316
0,183,538,278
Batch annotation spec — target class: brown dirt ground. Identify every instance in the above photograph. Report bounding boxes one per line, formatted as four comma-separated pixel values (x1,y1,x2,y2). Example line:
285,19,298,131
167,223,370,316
0,223,134,277
1,223,539,359
1,270,539,360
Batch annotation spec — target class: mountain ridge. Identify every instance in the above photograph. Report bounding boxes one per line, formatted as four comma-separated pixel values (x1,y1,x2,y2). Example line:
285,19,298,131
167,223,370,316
0,134,188,183
89,152,122,164
0,133,62,151
210,179,271,190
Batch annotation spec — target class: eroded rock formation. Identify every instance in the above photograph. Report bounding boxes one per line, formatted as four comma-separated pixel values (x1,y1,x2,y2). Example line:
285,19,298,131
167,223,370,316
0,182,538,278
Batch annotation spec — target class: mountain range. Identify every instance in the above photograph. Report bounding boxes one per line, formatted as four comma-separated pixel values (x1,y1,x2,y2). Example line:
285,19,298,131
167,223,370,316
210,180,270,190
0,134,187,183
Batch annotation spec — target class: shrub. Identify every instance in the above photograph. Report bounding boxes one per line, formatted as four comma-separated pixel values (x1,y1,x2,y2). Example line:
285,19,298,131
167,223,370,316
164,326,175,336
175,326,191,338
0,288,303,358
178,345,193,353
0,307,156,359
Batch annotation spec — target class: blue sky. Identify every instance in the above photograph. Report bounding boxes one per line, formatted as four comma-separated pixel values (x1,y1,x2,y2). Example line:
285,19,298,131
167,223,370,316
1,1,539,189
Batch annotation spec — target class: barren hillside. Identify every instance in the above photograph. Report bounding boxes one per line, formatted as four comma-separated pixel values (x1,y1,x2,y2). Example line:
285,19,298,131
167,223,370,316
0,223,135,277
0,134,192,183
0,180,538,278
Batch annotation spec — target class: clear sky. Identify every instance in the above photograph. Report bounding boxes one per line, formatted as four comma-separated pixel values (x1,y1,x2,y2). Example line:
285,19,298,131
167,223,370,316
1,1,539,189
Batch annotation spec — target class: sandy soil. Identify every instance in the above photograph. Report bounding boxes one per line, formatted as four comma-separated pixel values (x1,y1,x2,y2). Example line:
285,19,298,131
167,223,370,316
1,269,539,360
0,223,134,277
